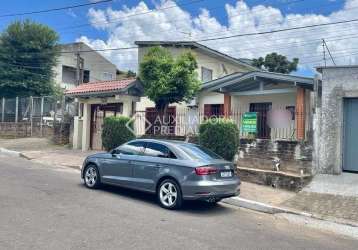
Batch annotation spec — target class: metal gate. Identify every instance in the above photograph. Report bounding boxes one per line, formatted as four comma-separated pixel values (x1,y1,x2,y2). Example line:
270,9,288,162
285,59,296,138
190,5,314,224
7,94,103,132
90,103,123,150
343,98,358,172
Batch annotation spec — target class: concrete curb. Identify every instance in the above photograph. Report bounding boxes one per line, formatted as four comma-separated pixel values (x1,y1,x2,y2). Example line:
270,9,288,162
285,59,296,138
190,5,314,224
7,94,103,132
222,196,358,228
223,197,311,216
0,147,23,158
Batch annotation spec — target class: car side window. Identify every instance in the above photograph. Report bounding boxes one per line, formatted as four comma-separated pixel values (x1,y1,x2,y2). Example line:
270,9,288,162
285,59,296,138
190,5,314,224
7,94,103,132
116,141,145,156
144,142,177,159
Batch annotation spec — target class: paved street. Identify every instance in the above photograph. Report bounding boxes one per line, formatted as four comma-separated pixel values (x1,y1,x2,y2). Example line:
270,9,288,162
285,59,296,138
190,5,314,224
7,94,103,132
0,155,356,250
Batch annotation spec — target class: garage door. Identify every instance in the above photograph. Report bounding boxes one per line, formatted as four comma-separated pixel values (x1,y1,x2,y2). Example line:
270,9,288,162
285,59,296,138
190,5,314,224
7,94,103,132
343,98,358,172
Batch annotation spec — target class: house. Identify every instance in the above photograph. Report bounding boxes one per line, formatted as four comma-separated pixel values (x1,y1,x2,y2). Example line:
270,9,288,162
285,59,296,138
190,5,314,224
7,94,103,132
134,41,314,141
315,65,358,175
134,40,259,135
55,42,117,90
66,78,143,151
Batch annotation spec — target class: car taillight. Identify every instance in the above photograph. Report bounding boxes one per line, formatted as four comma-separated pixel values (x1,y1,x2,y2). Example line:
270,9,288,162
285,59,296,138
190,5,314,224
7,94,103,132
195,166,218,175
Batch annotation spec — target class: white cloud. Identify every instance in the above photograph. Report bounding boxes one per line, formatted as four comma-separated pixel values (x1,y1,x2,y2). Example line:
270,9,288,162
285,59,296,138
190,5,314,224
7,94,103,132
77,0,358,73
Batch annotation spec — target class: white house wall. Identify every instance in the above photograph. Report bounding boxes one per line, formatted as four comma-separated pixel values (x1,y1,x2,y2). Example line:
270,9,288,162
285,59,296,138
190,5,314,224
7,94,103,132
54,43,117,90
138,46,249,82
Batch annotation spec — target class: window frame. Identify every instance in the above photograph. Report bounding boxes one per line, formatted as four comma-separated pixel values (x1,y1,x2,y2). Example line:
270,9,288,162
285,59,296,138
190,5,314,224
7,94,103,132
144,142,177,159
201,66,213,82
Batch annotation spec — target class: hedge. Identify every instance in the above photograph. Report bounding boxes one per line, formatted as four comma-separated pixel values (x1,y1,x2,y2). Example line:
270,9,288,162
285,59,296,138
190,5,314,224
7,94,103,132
101,116,135,151
199,118,239,161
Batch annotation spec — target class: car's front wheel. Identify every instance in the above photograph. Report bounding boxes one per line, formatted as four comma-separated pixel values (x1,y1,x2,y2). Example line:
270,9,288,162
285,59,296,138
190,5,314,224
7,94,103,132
158,179,182,209
84,164,101,189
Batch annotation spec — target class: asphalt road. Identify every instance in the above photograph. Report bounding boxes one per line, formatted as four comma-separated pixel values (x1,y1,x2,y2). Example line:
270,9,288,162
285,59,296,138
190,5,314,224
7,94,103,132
0,154,356,250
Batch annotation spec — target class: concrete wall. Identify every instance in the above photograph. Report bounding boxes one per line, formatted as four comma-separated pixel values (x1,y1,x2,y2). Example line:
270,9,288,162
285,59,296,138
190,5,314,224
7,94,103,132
317,66,358,174
54,43,117,90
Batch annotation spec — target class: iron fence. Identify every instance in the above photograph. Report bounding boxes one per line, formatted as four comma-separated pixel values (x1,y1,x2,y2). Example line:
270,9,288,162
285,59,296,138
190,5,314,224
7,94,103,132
133,106,308,141
0,96,76,137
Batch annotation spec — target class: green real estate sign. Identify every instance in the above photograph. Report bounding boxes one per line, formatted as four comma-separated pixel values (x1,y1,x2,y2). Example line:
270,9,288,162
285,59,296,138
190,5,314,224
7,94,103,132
241,112,257,133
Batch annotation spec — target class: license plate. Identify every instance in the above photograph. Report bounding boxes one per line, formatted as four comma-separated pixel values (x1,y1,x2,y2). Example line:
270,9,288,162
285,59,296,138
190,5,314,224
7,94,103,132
220,171,232,178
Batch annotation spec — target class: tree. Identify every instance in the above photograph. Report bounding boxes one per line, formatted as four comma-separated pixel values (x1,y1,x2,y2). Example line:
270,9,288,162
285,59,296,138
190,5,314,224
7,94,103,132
252,52,299,74
0,20,60,97
139,47,200,113
126,70,136,78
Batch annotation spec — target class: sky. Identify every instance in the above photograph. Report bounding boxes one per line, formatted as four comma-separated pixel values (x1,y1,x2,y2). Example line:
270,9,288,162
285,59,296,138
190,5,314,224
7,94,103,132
0,0,357,76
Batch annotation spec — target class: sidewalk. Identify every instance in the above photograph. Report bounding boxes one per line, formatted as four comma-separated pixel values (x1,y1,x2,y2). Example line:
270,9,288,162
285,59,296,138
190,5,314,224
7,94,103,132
282,174,358,224
226,173,358,227
0,137,99,169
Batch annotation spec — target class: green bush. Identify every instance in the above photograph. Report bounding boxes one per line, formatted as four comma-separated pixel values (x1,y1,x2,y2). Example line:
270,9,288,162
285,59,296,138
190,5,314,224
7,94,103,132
199,118,240,161
102,116,135,151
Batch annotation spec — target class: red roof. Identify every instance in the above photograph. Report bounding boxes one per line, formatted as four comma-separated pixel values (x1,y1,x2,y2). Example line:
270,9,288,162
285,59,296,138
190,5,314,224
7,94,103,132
65,78,137,95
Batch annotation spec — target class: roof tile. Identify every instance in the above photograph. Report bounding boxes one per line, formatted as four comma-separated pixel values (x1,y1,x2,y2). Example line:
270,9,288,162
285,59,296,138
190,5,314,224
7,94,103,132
65,78,136,95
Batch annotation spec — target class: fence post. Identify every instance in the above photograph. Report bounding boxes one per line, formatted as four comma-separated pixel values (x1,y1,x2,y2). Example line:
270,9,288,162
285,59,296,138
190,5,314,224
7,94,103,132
1,97,5,122
30,96,33,137
40,97,44,137
15,97,19,123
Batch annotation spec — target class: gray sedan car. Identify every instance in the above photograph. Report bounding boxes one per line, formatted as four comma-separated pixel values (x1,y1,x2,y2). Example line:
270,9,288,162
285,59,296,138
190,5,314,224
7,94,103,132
81,139,240,209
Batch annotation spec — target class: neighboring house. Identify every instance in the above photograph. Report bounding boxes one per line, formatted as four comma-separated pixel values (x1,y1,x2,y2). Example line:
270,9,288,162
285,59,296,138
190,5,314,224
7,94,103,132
315,65,358,175
66,78,143,151
55,42,117,90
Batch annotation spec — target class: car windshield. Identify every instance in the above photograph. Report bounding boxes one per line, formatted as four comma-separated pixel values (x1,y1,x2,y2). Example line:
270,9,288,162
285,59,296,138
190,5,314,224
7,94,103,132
178,144,223,160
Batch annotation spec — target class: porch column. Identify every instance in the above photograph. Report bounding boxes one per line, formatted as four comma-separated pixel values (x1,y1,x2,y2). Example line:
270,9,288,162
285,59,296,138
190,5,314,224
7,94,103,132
224,93,231,118
82,103,91,151
296,87,306,140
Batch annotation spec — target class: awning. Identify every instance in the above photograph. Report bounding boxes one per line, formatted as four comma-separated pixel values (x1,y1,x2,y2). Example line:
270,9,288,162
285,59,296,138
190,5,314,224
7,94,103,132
201,71,314,93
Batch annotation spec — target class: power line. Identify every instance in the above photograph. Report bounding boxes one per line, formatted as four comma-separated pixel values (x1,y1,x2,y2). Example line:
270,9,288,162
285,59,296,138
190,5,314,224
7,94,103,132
0,0,113,18
196,17,358,42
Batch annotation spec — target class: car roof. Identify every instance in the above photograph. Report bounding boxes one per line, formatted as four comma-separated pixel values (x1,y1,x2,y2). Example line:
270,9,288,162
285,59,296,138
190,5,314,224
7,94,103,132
130,138,194,147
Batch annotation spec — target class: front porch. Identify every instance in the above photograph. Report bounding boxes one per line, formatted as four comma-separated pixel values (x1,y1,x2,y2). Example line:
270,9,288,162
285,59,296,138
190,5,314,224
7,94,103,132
201,71,314,141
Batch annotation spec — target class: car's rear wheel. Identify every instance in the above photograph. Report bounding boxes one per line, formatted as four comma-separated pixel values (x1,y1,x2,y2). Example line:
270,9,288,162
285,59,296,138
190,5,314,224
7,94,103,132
158,179,182,209
84,164,100,189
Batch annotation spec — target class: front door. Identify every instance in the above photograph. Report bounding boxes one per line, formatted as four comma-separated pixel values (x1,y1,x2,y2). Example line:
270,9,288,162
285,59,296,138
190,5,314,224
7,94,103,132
249,102,272,139
91,106,104,150
90,103,123,150
343,98,358,172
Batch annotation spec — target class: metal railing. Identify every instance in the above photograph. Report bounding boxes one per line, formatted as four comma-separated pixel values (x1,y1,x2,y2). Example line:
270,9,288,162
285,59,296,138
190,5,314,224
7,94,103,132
133,106,308,141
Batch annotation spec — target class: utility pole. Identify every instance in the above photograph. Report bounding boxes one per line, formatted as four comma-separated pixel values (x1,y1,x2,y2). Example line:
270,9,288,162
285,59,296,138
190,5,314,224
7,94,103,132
322,39,327,68
76,50,84,86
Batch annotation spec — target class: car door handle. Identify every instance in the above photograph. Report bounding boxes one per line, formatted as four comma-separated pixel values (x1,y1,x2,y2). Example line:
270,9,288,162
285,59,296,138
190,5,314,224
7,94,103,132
154,164,163,169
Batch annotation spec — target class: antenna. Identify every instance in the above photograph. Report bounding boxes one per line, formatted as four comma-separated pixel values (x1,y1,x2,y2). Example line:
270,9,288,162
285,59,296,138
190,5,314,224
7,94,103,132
322,38,336,66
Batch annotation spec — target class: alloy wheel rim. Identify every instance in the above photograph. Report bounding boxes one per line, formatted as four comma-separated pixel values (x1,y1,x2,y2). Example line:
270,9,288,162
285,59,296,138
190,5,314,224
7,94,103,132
85,167,97,187
160,182,177,207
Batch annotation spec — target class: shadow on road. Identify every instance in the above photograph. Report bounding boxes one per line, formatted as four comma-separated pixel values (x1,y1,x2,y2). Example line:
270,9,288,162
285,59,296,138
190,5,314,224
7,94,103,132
78,183,236,216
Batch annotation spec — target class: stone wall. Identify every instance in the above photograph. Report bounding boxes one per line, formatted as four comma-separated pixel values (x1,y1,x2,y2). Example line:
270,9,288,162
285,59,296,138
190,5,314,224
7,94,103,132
53,123,71,145
0,122,53,138
238,139,313,175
